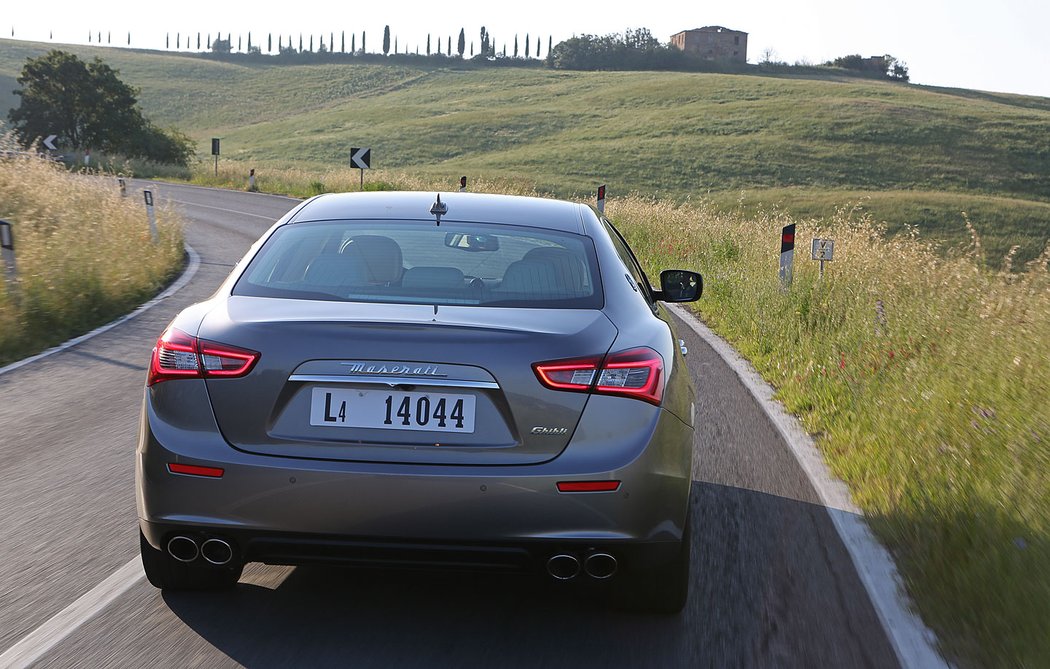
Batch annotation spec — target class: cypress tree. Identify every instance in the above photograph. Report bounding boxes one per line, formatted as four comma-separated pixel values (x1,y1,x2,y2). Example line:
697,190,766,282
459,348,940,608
247,32,252,52
383,25,390,55
268,33,272,53
362,31,365,53
341,31,345,53
525,33,529,58
299,34,303,52
457,28,465,57
426,34,430,55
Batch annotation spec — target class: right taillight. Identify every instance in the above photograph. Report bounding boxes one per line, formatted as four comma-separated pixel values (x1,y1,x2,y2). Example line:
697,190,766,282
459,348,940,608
148,327,260,386
533,347,664,405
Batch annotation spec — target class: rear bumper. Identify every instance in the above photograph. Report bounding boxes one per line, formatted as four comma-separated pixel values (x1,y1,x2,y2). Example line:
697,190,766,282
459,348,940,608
137,386,694,563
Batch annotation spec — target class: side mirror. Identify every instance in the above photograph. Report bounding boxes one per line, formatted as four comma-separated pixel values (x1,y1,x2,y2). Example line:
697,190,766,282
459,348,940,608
655,269,702,302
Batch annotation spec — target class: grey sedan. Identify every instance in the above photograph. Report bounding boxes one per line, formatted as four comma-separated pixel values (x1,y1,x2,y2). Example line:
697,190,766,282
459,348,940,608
137,191,701,613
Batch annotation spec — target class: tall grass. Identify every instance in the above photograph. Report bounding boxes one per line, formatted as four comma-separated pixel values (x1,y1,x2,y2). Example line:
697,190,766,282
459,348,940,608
610,197,1049,668
0,142,185,365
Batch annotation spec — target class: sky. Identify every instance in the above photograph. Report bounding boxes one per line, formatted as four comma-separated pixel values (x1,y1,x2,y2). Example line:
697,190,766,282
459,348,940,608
4,0,1049,98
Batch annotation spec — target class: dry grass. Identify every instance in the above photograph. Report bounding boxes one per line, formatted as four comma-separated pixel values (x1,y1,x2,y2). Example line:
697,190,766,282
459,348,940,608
0,139,185,365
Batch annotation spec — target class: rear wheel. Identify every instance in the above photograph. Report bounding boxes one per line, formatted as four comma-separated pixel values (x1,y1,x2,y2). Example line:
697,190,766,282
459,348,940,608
139,530,243,590
619,516,692,614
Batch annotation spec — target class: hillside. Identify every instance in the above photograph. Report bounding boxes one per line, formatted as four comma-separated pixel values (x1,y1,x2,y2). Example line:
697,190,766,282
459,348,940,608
2,38,1049,266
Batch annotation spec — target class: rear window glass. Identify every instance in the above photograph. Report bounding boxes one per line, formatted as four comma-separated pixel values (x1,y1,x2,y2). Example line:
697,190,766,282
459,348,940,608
233,220,603,309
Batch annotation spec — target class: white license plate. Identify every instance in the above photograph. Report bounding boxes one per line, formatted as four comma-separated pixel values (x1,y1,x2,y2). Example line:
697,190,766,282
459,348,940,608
309,388,476,433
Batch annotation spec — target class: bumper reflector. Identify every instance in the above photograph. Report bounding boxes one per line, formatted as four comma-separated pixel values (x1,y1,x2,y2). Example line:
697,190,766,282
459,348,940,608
167,463,225,478
556,480,621,493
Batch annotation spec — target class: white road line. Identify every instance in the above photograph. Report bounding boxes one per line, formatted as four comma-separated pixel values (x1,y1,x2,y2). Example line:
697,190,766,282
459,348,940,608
0,558,144,669
668,304,948,669
0,245,200,378
166,198,281,220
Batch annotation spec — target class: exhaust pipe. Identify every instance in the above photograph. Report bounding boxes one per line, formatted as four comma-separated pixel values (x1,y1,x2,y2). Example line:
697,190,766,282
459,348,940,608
546,554,581,580
167,535,199,563
584,553,617,579
200,538,234,565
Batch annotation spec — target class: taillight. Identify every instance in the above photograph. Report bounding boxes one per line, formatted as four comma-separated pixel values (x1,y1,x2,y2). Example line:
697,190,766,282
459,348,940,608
533,347,664,405
148,327,260,386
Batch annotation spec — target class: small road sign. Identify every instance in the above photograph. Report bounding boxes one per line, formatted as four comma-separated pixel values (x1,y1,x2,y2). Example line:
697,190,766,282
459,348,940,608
211,138,221,156
43,135,58,151
811,238,835,261
350,148,371,170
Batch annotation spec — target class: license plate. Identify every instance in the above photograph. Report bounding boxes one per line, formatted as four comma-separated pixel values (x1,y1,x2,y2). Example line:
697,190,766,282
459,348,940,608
309,388,476,433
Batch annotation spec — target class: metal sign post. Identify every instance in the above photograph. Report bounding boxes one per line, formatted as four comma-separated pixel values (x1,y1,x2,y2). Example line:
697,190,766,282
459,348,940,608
597,184,606,214
1,220,17,286
779,224,796,289
143,190,158,242
211,138,220,177
350,147,371,191
810,238,835,279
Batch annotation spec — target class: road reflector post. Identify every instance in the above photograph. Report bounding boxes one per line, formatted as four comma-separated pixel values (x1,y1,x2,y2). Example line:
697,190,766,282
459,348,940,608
459,176,467,192
779,224,796,290
248,168,256,192
1,220,18,291
118,177,127,197
810,238,835,280
597,184,606,214
143,190,158,243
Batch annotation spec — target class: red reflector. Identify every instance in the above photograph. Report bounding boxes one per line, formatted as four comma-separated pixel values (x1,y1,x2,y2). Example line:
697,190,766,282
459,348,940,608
167,463,225,478
556,481,621,493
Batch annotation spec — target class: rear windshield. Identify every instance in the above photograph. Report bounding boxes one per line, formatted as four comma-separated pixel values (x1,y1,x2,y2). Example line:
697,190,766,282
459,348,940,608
233,220,603,309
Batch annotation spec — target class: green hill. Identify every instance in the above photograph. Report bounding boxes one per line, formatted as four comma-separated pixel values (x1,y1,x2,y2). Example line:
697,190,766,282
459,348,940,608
3,38,1049,266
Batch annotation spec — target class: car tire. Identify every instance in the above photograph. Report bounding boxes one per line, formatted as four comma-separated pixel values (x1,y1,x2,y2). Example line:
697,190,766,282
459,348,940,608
139,530,243,591
619,513,692,614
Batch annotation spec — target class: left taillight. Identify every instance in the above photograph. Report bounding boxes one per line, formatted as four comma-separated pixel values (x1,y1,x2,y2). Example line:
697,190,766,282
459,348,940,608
148,327,260,386
533,347,664,406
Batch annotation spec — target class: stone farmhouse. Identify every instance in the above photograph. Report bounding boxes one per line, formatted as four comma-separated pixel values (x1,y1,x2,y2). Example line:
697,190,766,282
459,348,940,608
670,26,748,63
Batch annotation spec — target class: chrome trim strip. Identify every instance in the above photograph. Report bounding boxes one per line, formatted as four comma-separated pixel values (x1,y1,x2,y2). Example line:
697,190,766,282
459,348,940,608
289,374,499,389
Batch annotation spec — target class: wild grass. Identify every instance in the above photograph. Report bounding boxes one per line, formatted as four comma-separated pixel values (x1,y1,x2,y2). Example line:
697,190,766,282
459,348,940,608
0,139,185,366
609,196,1049,668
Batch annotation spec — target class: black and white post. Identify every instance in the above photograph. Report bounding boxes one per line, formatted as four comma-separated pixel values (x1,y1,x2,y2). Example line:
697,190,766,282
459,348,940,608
118,177,127,197
143,190,158,243
779,224,796,289
350,147,371,191
597,184,607,214
0,220,17,286
459,176,467,192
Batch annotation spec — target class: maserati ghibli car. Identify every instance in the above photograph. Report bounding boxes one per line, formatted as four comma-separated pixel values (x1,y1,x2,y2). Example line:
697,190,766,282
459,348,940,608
137,191,702,613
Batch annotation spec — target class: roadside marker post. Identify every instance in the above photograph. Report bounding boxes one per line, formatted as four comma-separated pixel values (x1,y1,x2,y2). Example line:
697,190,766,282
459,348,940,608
143,190,158,243
459,176,467,192
211,138,220,177
350,147,371,190
597,184,606,214
117,177,127,197
0,220,17,286
779,224,796,290
248,168,256,192
811,238,835,279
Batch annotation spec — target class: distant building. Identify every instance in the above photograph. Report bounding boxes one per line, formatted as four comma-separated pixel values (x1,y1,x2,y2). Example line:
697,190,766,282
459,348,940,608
671,26,748,64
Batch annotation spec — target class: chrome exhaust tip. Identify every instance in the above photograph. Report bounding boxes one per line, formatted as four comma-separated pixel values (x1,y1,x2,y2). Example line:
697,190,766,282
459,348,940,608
546,554,581,580
200,538,234,565
167,535,199,563
584,553,617,579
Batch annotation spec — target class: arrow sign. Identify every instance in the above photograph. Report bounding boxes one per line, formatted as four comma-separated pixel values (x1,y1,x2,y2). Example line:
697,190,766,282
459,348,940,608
43,135,58,151
350,148,371,170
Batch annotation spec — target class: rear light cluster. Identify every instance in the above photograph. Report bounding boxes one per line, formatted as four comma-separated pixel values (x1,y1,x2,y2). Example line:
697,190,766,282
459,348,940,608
533,347,664,405
148,327,260,386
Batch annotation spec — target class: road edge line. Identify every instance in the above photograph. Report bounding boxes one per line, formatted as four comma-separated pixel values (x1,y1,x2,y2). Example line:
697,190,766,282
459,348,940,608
0,558,145,668
668,304,949,669
0,244,200,378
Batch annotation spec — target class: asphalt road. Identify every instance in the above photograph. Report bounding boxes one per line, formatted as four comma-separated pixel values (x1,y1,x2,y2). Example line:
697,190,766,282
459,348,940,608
0,182,899,668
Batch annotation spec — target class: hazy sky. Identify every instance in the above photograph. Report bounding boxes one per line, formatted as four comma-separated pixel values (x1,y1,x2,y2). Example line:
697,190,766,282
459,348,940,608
5,0,1048,98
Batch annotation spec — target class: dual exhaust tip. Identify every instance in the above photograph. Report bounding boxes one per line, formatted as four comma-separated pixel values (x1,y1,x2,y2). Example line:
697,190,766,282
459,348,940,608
547,552,617,580
167,535,234,566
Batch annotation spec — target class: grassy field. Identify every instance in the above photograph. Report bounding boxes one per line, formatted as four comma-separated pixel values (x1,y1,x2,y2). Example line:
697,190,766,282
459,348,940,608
2,39,1049,267
2,38,1049,666
0,146,185,366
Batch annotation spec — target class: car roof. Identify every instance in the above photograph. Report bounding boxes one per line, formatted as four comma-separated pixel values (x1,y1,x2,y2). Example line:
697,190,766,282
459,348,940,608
289,191,592,235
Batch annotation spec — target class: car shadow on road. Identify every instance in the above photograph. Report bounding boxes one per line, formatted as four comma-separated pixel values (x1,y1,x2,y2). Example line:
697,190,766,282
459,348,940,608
162,482,899,669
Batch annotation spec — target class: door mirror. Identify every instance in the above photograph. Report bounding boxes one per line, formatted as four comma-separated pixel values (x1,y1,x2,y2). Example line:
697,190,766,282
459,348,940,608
656,269,702,302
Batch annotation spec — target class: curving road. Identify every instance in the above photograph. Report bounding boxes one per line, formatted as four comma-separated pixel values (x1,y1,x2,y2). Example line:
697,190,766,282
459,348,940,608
0,182,900,668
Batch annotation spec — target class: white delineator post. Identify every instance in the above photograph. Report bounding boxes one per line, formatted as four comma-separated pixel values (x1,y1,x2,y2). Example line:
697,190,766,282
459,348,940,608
597,184,606,214
459,176,467,192
779,223,795,289
143,190,158,243
1,220,17,286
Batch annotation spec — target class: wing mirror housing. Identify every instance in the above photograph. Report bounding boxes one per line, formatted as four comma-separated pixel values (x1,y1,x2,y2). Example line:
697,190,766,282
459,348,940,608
655,269,702,302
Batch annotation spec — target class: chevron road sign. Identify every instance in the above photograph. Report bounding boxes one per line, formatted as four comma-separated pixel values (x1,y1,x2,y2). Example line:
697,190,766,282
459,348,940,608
350,148,371,169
